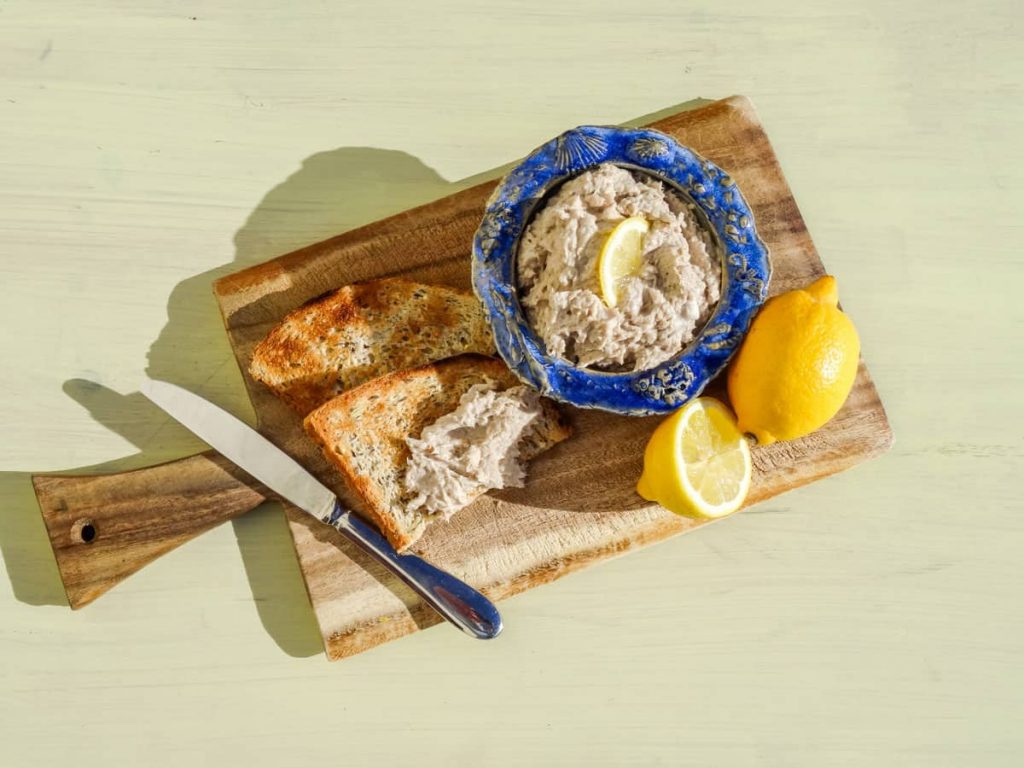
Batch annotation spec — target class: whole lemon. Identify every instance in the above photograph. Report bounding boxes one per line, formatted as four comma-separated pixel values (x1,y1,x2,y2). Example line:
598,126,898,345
727,275,860,445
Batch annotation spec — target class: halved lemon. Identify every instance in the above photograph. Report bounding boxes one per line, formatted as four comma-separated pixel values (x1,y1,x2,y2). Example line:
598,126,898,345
597,215,650,307
636,397,752,519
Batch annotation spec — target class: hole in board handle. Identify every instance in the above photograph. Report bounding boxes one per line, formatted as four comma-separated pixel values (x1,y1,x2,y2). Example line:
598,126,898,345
71,518,97,544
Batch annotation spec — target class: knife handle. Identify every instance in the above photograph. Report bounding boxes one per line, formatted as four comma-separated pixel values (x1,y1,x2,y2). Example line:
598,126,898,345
322,502,503,640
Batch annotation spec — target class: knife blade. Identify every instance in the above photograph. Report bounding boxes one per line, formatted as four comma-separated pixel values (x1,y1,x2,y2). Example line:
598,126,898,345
140,378,502,640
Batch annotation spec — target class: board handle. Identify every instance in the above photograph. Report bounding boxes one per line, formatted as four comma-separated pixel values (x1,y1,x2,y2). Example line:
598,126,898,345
32,451,268,608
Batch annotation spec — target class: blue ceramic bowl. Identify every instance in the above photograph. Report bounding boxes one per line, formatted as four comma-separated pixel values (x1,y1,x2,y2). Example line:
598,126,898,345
471,125,771,416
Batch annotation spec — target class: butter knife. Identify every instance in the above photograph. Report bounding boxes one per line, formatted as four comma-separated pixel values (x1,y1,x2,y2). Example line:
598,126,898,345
140,378,502,640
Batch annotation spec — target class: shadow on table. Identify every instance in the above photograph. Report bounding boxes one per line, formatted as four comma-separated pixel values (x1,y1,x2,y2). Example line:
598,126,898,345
1,96,713,650
2,147,462,650
0,472,67,606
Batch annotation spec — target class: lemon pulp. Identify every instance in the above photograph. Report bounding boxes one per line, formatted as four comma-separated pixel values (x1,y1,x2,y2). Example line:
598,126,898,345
636,397,752,519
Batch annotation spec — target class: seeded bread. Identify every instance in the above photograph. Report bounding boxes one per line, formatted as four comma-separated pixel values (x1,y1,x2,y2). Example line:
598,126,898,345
303,355,572,552
249,279,495,414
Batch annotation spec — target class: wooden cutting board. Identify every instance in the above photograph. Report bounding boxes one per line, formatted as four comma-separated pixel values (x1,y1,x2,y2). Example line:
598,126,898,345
208,95,892,660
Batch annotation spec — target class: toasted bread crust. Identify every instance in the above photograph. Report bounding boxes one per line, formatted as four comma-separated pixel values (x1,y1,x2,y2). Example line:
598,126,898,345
250,279,495,414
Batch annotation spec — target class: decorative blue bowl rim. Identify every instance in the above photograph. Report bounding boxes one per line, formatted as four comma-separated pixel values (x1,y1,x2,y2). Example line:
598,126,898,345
471,125,772,416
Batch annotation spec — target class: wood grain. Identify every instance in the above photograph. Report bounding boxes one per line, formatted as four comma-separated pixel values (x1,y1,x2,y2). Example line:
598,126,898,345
32,452,268,608
213,95,893,660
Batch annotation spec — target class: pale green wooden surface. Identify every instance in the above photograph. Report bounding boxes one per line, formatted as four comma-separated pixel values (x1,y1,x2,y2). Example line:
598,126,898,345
1,2,1021,766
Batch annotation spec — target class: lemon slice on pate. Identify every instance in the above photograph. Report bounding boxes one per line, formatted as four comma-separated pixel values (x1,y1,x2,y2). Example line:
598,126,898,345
597,215,650,307
636,397,752,519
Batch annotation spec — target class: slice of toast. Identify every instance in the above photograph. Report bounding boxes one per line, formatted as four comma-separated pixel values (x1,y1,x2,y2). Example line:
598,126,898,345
303,355,571,552
249,278,495,414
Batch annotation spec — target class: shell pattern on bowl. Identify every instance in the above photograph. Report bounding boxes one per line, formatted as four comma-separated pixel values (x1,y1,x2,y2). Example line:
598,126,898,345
471,125,772,416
